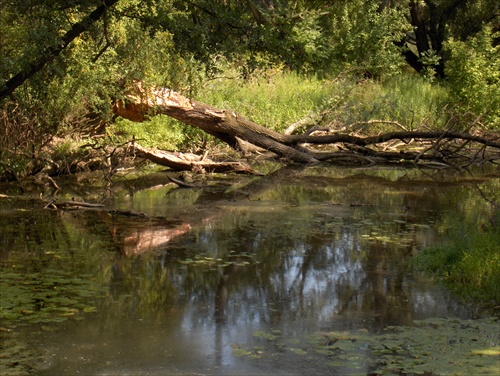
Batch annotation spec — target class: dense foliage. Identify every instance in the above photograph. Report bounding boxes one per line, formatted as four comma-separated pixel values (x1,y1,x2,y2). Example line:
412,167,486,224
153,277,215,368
0,0,499,178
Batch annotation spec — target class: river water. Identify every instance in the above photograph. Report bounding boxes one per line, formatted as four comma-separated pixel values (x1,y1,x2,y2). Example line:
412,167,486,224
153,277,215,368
0,165,498,375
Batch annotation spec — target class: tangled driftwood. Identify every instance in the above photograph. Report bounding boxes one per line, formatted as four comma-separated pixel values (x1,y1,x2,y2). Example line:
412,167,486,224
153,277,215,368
132,143,259,174
113,82,500,170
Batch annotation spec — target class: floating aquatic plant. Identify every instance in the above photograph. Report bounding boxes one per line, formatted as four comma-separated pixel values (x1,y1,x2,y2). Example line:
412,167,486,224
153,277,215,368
178,254,254,268
0,269,106,328
232,317,499,375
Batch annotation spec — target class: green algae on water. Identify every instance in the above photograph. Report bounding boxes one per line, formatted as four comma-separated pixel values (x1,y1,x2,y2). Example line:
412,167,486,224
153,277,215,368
233,317,499,375
313,317,500,375
0,268,105,328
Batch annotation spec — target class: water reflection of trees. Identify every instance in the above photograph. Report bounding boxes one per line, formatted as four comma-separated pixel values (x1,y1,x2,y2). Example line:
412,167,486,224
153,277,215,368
3,167,497,374
76,167,498,332
0,208,92,266
193,218,418,331
4,168,495,328
98,207,459,334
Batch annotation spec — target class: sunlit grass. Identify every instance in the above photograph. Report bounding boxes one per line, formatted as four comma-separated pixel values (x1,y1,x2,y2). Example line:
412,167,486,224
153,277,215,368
327,73,450,132
196,69,452,134
113,115,188,150
197,69,334,132
381,74,450,130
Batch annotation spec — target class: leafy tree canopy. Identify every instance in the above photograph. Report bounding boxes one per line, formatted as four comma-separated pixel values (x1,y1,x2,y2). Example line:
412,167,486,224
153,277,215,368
1,0,498,98
0,0,498,179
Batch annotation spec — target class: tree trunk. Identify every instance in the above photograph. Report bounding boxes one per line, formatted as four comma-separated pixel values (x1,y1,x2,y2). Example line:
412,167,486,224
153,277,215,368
113,82,500,168
405,0,470,78
113,83,317,163
133,143,259,174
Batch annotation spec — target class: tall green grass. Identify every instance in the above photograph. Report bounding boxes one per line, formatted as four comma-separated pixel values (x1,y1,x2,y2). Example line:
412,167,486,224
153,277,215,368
380,74,450,130
325,73,450,132
197,70,334,132
196,69,453,134
113,115,189,150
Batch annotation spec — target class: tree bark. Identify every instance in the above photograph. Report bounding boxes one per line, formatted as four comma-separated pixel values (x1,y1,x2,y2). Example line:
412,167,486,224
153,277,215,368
133,143,259,174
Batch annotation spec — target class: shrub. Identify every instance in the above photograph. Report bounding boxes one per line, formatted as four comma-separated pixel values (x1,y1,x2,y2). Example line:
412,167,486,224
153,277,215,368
444,26,500,129
328,1,410,78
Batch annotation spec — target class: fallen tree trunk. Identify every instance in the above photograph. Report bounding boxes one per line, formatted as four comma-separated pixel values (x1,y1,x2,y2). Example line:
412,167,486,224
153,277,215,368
113,82,500,167
113,83,317,163
133,143,259,174
291,131,500,149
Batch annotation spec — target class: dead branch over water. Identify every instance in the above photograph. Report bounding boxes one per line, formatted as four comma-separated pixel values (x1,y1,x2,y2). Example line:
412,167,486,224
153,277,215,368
114,83,500,169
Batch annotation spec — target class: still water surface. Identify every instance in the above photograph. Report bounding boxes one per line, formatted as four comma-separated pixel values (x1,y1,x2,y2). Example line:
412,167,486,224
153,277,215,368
1,166,498,375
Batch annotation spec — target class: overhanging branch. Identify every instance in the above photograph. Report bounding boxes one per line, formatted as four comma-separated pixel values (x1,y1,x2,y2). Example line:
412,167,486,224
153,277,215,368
0,0,120,100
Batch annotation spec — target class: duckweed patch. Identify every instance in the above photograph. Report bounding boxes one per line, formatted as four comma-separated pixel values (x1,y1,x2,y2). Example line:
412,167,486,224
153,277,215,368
0,331,45,376
232,318,500,375
0,269,106,328
231,344,263,359
253,329,281,341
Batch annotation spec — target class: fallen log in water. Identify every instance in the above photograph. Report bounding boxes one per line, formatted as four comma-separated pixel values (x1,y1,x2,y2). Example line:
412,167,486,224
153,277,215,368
133,143,260,174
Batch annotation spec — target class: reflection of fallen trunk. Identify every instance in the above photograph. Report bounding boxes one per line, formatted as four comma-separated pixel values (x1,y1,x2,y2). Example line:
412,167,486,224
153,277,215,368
121,222,192,257
109,211,222,256
54,167,303,257
62,209,197,257
134,143,259,174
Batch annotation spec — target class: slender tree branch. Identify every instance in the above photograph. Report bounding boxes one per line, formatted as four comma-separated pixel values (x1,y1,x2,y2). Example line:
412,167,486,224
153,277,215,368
290,131,500,149
0,0,120,100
